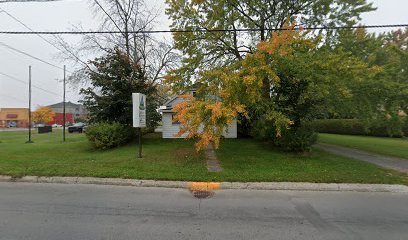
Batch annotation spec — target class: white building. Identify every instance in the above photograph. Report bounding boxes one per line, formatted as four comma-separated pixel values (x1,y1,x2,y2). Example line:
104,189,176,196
159,90,237,139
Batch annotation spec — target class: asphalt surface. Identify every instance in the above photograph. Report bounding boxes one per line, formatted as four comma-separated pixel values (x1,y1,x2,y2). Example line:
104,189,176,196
0,128,29,132
316,143,408,173
0,182,407,240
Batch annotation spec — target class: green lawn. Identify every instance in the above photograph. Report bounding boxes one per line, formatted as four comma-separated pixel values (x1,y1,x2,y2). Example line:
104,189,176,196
0,130,407,184
318,133,408,159
0,130,206,180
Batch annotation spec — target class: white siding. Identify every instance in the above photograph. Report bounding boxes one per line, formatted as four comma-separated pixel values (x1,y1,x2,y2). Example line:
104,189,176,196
162,112,237,139
223,118,238,138
162,113,186,138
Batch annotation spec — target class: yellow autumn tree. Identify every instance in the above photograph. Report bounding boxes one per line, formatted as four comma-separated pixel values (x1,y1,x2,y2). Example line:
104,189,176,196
172,95,247,151
32,106,55,124
171,24,302,151
170,22,379,152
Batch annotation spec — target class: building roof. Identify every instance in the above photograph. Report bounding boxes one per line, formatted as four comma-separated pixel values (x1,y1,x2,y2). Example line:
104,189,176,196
159,87,196,113
47,101,81,108
161,95,179,110
159,87,222,113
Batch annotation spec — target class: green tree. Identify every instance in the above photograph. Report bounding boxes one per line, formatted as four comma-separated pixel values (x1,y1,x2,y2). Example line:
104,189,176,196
81,49,160,129
172,27,376,151
165,0,375,91
165,0,377,149
329,28,408,136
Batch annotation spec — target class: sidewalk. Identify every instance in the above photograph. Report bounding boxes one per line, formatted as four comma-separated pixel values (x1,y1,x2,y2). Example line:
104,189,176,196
0,175,407,193
316,143,408,174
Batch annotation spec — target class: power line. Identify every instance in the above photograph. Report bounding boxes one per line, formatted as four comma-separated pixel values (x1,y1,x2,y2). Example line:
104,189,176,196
0,0,63,3
0,41,73,73
0,7,62,51
93,0,123,34
0,71,62,97
0,93,26,103
0,8,78,76
0,24,406,35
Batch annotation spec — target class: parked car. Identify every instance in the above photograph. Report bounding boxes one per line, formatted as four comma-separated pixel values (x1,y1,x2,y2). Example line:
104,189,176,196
8,121,17,128
68,122,86,133
52,123,62,128
34,123,45,128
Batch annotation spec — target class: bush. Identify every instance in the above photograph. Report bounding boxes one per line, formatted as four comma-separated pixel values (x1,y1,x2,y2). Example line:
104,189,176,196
249,115,317,152
403,120,408,136
310,119,366,135
85,122,134,150
375,115,406,137
275,127,318,152
311,119,408,137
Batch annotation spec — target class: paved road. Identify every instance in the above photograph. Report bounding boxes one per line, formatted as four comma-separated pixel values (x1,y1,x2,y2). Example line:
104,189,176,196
316,143,408,173
0,182,407,240
0,128,29,132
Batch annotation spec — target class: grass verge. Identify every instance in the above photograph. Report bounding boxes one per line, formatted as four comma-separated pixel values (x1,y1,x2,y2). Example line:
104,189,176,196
318,133,408,159
0,130,407,184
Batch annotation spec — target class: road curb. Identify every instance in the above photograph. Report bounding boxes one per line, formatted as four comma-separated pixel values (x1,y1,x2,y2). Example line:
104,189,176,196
0,175,407,193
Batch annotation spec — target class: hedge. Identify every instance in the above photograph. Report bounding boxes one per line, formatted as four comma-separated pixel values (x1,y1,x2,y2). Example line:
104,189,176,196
310,119,408,137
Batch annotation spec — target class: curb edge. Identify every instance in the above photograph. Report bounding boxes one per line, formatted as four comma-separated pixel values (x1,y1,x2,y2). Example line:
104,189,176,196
0,175,407,193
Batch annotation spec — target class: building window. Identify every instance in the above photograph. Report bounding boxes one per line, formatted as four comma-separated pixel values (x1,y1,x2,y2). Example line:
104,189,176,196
171,113,180,124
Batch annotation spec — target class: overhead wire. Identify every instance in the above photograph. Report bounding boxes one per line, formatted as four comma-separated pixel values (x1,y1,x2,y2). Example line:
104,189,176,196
0,71,62,97
0,93,26,103
0,42,74,75
0,10,75,106
0,24,406,35
0,0,64,3
0,12,406,106
0,9,406,77
0,7,62,51
0,8,83,80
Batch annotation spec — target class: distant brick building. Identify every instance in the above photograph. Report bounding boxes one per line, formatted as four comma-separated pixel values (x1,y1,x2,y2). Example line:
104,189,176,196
48,113,74,126
47,102,88,124
0,108,29,128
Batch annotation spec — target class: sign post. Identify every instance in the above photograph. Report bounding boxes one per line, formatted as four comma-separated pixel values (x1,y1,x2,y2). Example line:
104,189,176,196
133,93,146,158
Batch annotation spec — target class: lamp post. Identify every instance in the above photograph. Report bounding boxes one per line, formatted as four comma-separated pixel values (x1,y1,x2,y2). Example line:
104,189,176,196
26,65,33,143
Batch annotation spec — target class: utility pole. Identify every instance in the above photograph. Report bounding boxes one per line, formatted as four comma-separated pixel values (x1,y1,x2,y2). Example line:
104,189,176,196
63,65,66,142
26,65,33,143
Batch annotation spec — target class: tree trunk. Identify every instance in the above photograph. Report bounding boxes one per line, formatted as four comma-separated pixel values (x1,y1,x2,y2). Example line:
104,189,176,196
262,77,270,99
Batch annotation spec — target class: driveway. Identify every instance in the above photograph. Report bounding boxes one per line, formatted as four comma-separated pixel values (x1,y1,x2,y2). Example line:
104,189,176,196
316,143,408,173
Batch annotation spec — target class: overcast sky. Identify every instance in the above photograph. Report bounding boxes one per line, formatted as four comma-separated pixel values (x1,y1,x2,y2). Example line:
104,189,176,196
0,0,407,109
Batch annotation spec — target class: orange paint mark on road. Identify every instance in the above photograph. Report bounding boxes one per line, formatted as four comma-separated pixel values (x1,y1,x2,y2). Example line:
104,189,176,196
188,182,221,191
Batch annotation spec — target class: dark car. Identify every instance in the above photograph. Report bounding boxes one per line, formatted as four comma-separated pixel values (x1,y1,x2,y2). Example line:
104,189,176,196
68,122,86,133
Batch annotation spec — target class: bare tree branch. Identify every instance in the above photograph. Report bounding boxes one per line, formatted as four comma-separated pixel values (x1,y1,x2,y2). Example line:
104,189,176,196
55,0,179,87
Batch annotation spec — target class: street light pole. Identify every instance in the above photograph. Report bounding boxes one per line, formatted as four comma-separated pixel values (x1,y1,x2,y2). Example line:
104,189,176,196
63,65,66,142
26,65,33,143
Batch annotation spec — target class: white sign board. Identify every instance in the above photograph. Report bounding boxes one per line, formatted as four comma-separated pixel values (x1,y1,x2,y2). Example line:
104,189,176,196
132,93,146,128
